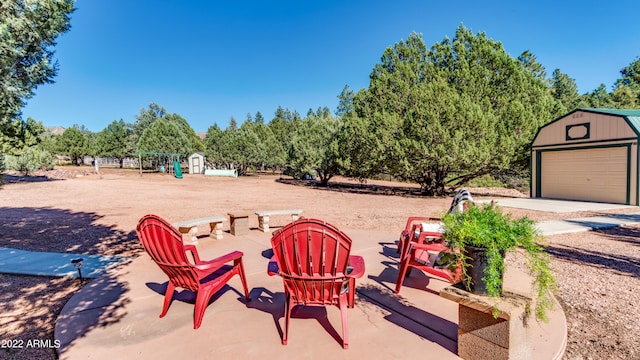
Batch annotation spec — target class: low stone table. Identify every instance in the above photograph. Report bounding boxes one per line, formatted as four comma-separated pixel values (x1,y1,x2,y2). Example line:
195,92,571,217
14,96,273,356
440,269,534,360
228,212,249,236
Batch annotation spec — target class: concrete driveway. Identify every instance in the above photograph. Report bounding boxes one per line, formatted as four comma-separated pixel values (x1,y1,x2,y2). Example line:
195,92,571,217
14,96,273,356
484,198,636,213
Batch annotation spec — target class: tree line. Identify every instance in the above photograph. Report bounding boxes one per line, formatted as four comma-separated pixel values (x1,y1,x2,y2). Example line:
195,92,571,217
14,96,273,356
1,3,639,195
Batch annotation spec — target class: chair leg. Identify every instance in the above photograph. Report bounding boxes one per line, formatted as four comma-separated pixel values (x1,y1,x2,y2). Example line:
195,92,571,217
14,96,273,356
348,278,356,308
160,282,175,318
236,258,250,301
283,292,291,345
193,287,215,329
339,297,349,349
395,260,411,294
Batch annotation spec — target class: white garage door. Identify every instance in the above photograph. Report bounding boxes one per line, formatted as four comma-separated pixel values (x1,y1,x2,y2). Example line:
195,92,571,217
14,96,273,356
541,147,628,204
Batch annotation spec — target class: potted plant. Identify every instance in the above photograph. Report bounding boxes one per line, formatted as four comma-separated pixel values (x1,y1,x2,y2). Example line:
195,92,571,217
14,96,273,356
441,202,557,321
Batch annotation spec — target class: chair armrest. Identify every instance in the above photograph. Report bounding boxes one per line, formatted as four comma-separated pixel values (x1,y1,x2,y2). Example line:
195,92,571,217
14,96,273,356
183,244,201,264
194,250,244,271
403,216,440,232
404,216,442,232
267,255,279,276
346,255,365,279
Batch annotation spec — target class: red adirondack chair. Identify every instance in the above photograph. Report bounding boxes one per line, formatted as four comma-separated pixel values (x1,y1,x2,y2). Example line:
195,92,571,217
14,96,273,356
267,218,365,349
395,230,462,294
397,188,474,255
136,214,250,329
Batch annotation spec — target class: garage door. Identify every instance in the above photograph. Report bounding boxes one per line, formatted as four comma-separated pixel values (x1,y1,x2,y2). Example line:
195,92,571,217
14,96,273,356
540,147,628,204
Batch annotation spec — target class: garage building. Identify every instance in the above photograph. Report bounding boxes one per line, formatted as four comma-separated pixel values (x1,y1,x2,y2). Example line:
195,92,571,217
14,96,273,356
531,108,640,205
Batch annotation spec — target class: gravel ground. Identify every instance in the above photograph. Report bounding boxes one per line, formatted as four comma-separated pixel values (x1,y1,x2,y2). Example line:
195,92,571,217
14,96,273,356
544,227,640,359
1,167,639,359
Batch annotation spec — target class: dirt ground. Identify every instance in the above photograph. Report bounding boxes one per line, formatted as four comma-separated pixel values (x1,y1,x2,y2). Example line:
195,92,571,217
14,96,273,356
0,167,639,359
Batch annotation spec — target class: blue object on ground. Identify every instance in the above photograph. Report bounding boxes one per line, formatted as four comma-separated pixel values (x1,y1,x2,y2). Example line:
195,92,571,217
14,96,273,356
0,247,129,278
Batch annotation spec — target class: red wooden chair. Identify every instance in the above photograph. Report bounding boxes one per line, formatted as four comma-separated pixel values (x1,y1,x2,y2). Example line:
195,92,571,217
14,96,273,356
395,230,462,294
397,188,474,255
136,214,250,329
267,218,365,349
397,215,443,255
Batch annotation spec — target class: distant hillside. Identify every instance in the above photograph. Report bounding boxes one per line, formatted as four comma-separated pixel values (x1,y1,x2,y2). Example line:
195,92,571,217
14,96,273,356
46,127,208,139
47,126,65,135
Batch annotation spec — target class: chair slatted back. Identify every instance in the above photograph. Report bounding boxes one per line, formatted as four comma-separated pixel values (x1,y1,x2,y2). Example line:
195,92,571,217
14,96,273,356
271,218,352,306
136,214,200,291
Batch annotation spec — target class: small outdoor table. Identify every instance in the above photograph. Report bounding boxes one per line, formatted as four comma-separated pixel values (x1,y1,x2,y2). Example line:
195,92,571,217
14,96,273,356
228,212,250,236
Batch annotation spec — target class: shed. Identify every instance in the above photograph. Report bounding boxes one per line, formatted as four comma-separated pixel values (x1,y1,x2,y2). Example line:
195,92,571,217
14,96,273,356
188,152,205,174
531,108,640,205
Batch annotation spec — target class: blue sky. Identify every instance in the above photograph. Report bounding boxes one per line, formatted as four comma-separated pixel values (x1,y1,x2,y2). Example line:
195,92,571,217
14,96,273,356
22,0,640,133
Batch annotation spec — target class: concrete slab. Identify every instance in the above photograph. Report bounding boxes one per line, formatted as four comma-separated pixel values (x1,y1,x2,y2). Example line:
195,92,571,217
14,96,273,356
536,213,640,236
55,228,566,360
482,198,636,213
0,247,129,278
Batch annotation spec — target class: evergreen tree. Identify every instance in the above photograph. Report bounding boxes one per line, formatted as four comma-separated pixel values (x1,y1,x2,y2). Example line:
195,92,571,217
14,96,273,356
289,115,342,185
578,57,640,108
579,84,615,108
244,120,285,171
618,57,640,87
132,103,166,144
137,118,190,155
132,103,202,154
94,119,134,167
0,0,74,149
165,113,204,153
203,123,223,167
550,69,580,112
269,107,296,157
215,124,261,176
518,50,547,81
228,117,238,130
611,57,640,107
349,27,561,195
1,117,46,155
255,111,264,124
306,108,315,118
336,84,355,117
56,126,88,165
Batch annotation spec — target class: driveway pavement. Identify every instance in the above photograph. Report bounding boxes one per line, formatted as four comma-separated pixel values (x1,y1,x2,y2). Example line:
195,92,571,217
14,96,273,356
487,197,636,213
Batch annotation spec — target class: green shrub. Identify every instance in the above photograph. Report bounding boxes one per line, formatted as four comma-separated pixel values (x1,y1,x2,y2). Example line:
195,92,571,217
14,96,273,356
7,147,55,176
465,174,506,188
0,153,5,185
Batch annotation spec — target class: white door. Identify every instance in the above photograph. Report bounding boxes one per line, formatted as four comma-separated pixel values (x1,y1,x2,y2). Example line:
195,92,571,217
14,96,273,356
192,157,201,174
540,147,628,204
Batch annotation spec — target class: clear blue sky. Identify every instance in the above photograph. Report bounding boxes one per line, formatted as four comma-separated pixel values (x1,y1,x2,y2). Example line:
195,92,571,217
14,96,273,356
22,0,640,133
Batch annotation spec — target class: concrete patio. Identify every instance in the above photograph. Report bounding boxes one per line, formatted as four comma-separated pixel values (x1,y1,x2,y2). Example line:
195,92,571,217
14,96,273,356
55,227,567,359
